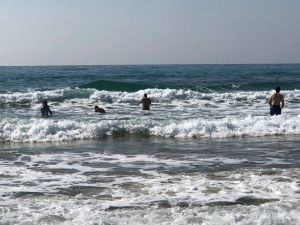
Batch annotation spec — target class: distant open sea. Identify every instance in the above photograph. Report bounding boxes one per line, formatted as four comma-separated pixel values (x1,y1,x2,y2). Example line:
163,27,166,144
0,64,300,224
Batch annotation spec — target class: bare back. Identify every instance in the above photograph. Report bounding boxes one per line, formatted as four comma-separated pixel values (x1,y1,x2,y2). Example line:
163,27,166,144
140,97,151,110
269,93,284,106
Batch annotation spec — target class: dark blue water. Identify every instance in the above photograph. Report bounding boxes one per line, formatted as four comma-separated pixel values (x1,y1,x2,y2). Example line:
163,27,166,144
1,64,300,92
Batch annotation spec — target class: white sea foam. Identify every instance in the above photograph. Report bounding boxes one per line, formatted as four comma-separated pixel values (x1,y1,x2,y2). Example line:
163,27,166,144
0,88,92,104
151,115,300,138
0,115,299,142
1,148,300,224
1,88,300,142
0,87,299,104
90,88,275,104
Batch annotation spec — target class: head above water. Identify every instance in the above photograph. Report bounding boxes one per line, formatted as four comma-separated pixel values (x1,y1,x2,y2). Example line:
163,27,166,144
275,86,281,93
94,106,99,109
42,100,48,105
144,93,147,98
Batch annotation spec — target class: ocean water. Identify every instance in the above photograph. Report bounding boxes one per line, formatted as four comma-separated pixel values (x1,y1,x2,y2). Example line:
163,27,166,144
0,64,300,224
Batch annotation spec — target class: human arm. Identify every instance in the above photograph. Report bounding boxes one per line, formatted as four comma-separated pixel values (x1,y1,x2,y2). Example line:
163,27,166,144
268,96,272,106
281,96,284,108
47,106,53,115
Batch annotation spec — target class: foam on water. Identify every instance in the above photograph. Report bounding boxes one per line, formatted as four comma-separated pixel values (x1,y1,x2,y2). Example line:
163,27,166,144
0,149,299,225
151,115,300,138
1,88,299,105
0,88,299,142
0,88,92,104
0,114,300,142
1,65,300,224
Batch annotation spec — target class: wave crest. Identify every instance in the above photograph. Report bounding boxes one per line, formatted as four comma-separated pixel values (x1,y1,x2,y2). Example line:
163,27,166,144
1,115,299,142
1,88,300,105
0,88,93,105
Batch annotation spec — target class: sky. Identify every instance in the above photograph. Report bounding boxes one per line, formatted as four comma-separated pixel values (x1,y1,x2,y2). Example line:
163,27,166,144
1,0,300,65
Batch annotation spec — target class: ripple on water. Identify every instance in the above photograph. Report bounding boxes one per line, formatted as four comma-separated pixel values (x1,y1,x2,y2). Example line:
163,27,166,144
31,167,80,174
37,215,67,224
57,185,107,197
206,196,278,207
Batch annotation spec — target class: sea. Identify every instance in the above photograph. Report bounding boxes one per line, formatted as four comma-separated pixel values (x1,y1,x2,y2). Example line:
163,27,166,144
0,64,300,225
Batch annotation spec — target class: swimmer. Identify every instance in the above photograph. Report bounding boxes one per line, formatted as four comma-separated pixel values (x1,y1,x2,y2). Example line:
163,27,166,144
139,93,151,110
268,86,284,116
41,100,53,117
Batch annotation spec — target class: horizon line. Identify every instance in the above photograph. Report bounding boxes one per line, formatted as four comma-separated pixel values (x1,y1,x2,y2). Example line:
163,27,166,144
1,62,300,67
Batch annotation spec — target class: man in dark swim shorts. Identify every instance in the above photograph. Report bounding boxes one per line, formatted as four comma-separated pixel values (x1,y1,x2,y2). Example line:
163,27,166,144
268,86,284,116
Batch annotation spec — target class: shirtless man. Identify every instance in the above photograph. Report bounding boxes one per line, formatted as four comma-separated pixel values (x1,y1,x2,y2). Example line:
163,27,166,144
268,86,284,116
139,94,151,110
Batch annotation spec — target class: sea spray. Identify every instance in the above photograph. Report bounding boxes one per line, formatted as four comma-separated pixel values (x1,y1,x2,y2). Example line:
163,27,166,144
1,88,300,105
1,115,299,142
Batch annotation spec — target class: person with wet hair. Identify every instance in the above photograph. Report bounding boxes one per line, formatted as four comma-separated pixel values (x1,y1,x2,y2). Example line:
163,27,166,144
41,100,53,117
139,93,151,110
268,86,284,116
94,106,106,113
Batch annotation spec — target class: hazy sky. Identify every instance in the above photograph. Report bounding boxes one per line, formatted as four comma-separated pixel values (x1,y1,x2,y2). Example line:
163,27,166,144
1,0,300,65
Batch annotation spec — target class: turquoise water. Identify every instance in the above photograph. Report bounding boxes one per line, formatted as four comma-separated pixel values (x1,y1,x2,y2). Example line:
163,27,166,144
1,64,300,92
0,64,300,224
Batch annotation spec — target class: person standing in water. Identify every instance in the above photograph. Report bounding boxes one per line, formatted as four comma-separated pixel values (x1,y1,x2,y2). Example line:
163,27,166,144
268,86,284,116
41,100,53,117
139,93,151,110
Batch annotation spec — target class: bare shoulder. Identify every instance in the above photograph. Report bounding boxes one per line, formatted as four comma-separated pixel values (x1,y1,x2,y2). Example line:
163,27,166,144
270,93,276,98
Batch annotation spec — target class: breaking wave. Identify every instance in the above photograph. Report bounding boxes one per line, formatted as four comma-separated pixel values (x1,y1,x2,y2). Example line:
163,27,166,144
1,87,300,105
1,87,300,142
1,115,300,142
80,79,300,92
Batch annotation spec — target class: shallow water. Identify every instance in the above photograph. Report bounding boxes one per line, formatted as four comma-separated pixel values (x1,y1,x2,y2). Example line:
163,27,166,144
1,65,300,142
0,64,300,224
0,136,299,224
